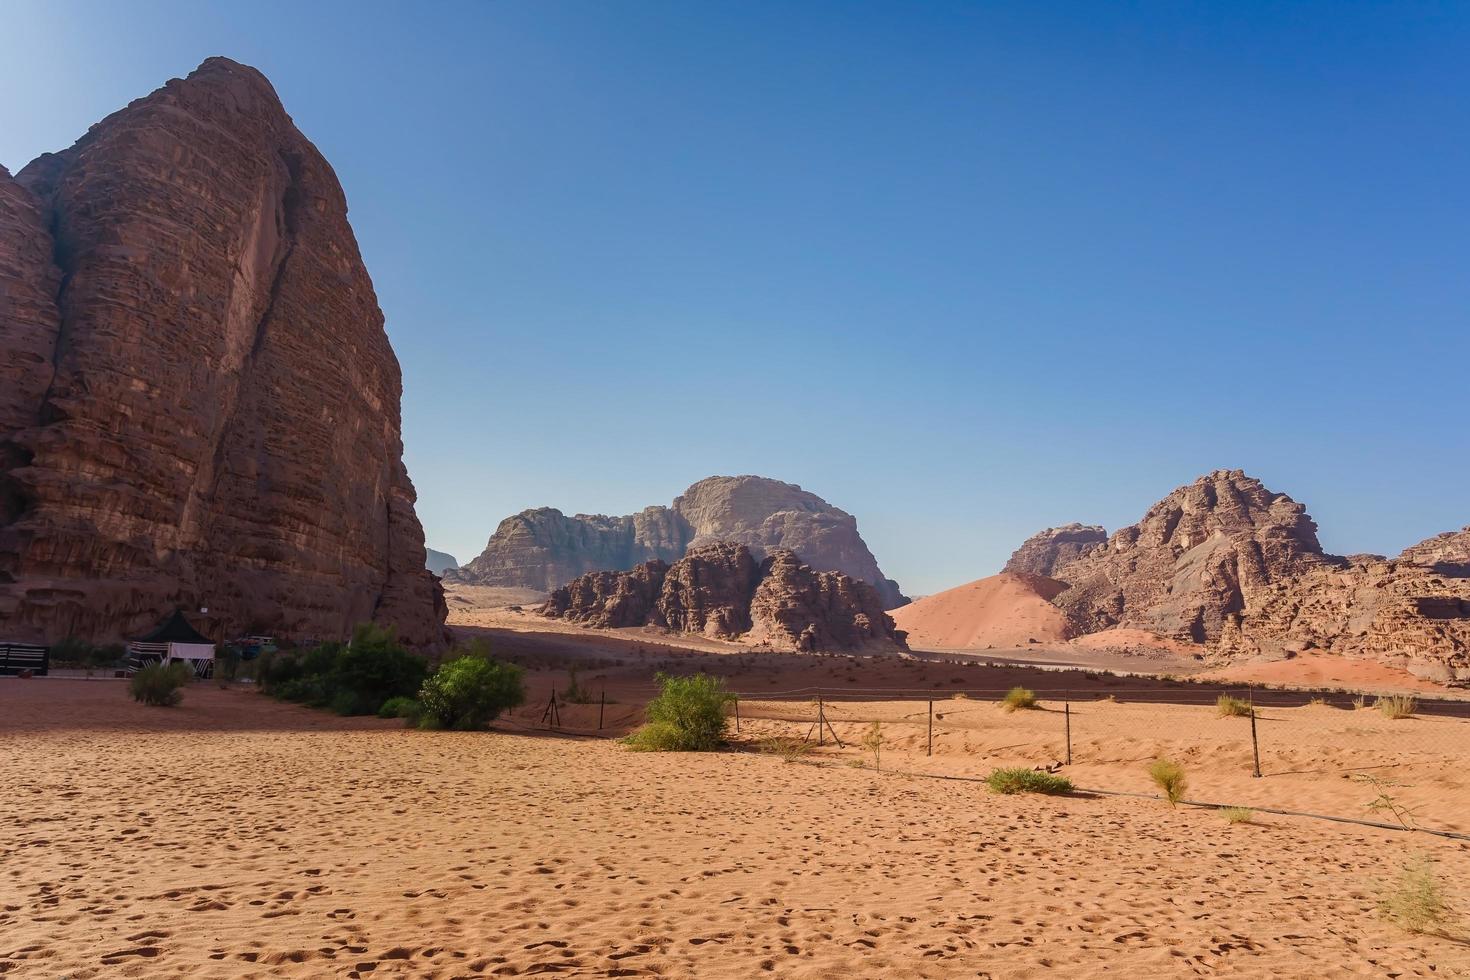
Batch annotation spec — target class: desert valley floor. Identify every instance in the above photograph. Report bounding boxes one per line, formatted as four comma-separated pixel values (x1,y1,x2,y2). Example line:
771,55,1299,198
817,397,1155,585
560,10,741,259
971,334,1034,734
5,626,1470,979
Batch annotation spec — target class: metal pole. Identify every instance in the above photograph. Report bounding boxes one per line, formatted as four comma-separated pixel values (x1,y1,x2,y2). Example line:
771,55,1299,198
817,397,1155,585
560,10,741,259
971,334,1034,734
1248,686,1262,778
818,696,824,747
598,689,605,730
1065,696,1072,766
734,697,740,733
927,699,933,757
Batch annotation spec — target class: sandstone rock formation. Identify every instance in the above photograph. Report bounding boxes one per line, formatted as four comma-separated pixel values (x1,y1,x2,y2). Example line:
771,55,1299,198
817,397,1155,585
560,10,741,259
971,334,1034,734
450,475,907,608
541,543,904,652
448,506,688,593
1217,535,1470,683
1040,470,1337,643
425,549,459,577
1003,524,1107,578
0,59,447,648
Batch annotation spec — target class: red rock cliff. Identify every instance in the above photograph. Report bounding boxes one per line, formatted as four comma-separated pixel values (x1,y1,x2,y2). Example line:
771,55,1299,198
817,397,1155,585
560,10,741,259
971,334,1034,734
0,58,447,648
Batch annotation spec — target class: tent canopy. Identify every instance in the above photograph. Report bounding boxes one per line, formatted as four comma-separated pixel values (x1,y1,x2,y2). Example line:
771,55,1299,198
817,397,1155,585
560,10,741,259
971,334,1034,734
135,610,213,645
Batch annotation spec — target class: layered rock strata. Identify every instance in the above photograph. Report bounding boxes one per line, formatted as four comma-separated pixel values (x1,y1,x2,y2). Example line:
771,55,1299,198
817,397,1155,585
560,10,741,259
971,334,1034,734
0,59,447,648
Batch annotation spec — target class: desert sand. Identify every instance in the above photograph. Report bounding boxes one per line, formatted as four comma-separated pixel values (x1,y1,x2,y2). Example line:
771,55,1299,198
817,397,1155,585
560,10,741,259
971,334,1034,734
889,573,1070,649
4,667,1469,978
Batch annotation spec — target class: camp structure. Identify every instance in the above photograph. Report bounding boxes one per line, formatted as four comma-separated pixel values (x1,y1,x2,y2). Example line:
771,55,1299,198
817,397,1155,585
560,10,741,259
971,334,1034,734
128,611,217,678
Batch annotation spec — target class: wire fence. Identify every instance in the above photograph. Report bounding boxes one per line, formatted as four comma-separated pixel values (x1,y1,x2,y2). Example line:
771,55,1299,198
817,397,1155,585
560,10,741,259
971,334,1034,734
513,682,1470,839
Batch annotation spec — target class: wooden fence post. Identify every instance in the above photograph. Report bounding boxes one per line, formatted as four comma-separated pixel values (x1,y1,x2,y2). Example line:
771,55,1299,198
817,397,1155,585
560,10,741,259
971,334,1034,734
927,699,933,757
1064,695,1072,766
818,696,825,747
734,696,740,733
598,689,605,730
1248,686,1262,778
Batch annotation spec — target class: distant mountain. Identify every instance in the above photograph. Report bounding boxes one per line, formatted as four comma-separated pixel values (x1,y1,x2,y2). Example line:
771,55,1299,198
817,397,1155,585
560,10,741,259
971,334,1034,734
425,549,459,577
446,475,907,609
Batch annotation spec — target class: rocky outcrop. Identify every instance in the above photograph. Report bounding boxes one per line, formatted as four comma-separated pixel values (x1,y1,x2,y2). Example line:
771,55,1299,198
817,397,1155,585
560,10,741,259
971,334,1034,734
1045,470,1337,643
1397,527,1470,575
447,506,688,592
1216,551,1470,684
542,559,669,629
748,549,902,652
0,59,447,649
451,475,907,608
425,549,459,577
653,541,759,638
1003,524,1107,578
540,543,905,652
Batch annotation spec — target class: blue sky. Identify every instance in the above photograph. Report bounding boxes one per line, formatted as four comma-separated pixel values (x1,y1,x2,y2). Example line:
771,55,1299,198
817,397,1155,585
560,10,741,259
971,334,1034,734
3,1,1467,595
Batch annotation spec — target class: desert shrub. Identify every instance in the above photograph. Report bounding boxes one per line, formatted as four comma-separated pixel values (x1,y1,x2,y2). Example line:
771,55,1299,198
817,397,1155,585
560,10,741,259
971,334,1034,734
129,661,193,707
1353,695,1369,710
215,645,241,686
1216,694,1253,717
984,767,1073,795
757,736,811,763
1220,807,1255,824
260,626,426,716
1001,687,1039,712
50,636,96,666
379,696,422,721
1375,695,1417,720
624,672,735,752
417,655,526,731
861,721,885,771
563,665,594,704
1148,758,1188,806
1379,854,1452,934
951,691,970,701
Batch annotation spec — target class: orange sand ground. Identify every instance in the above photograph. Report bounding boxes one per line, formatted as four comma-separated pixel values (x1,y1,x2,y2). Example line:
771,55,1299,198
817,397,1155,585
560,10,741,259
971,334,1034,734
4,675,1469,979
889,573,1070,649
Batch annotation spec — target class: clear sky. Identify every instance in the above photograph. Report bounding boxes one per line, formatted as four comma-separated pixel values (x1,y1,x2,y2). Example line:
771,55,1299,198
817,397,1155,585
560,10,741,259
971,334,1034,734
3,1,1467,595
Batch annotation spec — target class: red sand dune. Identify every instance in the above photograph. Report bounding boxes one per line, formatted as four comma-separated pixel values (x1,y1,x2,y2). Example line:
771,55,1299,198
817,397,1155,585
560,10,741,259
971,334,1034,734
890,572,1071,650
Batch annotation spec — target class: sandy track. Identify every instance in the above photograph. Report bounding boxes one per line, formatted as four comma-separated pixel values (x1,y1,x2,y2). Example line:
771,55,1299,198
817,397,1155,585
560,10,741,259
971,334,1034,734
3,680,1469,978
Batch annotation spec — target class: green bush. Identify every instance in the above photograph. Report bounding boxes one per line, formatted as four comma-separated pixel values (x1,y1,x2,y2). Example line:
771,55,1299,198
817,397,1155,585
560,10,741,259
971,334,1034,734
1001,687,1039,712
624,672,736,752
379,696,422,721
1148,758,1188,807
129,661,193,707
417,654,526,731
984,767,1073,795
258,625,427,716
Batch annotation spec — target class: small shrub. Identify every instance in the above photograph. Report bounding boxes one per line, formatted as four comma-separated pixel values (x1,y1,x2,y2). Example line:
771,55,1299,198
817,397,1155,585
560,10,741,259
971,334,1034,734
129,661,192,707
563,665,593,704
757,736,811,763
951,691,970,701
623,672,735,752
1220,806,1254,824
1148,758,1187,807
417,655,526,731
1353,695,1368,711
1375,695,1417,720
215,645,242,686
1001,687,1039,712
1216,694,1253,718
984,767,1073,795
1378,853,1452,934
378,696,422,721
51,636,96,667
861,721,885,772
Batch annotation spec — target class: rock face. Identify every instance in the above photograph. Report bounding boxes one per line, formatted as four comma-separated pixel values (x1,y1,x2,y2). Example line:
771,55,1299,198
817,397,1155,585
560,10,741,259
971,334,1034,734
541,559,669,629
1217,532,1470,683
1003,524,1107,578
541,543,904,652
1043,471,1336,643
0,59,447,648
449,506,688,593
450,475,907,608
425,549,459,577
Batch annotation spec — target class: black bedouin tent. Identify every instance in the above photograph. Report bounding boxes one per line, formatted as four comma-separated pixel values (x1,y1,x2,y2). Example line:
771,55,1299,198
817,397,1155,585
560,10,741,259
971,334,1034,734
128,611,217,678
